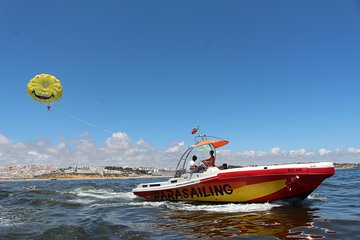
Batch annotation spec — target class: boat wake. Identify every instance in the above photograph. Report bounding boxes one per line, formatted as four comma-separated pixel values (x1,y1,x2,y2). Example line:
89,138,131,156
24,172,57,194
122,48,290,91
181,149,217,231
130,200,281,213
66,188,136,205
67,188,283,213
172,202,280,213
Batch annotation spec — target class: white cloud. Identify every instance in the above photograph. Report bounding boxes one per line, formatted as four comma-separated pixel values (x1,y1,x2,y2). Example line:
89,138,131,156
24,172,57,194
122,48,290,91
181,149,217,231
27,150,50,160
348,147,360,153
28,151,37,155
289,148,315,157
257,151,267,157
0,132,359,167
165,141,185,153
271,147,281,155
336,148,343,154
46,142,66,154
136,139,145,145
319,148,331,156
0,134,11,145
106,132,131,150
246,150,257,157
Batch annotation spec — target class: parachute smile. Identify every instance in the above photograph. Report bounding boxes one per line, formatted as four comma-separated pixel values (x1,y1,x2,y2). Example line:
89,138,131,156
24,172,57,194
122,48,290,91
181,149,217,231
27,74,63,105
32,91,54,100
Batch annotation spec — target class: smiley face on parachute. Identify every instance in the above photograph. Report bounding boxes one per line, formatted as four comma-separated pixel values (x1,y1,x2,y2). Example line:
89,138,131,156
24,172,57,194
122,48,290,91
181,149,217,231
27,74,63,104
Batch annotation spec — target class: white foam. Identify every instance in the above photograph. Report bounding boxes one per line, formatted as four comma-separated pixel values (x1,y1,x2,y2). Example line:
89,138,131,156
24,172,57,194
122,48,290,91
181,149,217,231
130,201,280,213
0,216,14,227
69,188,136,200
170,202,280,213
89,202,126,208
130,201,169,208
307,194,327,201
0,205,27,227
118,191,138,200
0,206,12,226
22,186,36,191
67,198,96,205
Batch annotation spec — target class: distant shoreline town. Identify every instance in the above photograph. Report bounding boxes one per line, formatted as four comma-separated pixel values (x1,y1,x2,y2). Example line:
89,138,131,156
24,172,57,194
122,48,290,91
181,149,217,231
0,165,176,181
0,163,358,181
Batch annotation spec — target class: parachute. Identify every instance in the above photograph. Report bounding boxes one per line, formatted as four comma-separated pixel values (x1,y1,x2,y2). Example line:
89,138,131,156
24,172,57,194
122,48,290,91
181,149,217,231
27,74,63,105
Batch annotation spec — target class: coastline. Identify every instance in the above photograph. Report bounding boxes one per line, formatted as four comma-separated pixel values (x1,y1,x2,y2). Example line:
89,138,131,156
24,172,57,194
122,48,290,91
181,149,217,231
1,162,358,183
0,175,171,183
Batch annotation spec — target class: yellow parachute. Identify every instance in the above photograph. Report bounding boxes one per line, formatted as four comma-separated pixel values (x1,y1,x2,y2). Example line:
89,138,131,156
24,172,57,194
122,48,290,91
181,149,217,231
27,74,63,105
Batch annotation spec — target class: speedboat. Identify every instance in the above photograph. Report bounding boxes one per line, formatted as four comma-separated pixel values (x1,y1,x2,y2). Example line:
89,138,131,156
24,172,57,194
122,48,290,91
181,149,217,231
132,135,335,203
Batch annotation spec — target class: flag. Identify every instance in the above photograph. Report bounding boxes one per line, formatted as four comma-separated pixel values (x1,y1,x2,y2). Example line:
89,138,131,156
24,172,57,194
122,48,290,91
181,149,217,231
191,127,199,135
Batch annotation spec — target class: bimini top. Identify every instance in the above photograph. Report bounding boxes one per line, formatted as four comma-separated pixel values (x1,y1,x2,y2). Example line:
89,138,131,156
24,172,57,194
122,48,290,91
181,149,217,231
193,139,229,149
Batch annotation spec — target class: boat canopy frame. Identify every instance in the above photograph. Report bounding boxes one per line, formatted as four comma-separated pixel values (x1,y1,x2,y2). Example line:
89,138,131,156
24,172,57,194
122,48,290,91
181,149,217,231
173,135,229,178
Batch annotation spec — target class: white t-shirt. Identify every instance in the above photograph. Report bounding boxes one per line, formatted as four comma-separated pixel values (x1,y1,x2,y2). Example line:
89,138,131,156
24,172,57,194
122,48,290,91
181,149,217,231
186,160,196,173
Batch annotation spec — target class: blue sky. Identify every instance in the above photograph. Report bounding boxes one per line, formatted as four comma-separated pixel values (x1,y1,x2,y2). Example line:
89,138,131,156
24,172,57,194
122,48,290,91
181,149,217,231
1,0,360,167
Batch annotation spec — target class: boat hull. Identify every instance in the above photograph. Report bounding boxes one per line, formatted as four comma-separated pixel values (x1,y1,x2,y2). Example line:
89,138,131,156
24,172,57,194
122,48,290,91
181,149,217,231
133,163,335,203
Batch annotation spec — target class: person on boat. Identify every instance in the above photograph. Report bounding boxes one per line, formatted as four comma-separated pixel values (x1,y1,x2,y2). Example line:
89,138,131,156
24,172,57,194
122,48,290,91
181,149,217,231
222,163,228,169
186,155,198,173
194,161,207,173
202,150,215,167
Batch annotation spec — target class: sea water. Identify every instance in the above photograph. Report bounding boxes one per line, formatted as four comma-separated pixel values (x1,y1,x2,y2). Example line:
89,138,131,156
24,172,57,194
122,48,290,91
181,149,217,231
0,168,359,239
